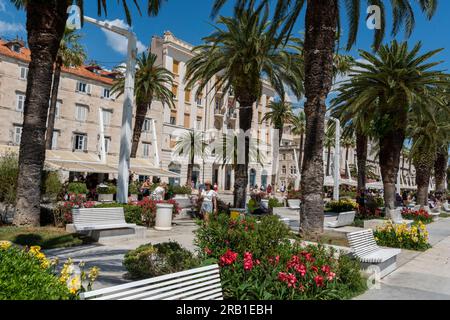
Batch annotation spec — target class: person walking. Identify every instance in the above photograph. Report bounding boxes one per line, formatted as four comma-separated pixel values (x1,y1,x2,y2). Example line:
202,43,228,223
152,182,167,201
200,181,218,224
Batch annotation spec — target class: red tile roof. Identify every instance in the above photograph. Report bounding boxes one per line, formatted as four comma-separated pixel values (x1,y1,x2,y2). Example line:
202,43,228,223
0,39,117,85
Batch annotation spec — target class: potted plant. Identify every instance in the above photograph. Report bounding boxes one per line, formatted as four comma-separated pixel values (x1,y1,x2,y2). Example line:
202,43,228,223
138,198,181,230
67,182,88,196
96,183,116,203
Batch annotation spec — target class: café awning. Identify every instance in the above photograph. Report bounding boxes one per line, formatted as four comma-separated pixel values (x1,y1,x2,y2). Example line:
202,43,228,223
0,145,180,178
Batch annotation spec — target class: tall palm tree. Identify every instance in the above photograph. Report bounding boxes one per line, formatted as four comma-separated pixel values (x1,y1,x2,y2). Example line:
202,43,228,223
261,100,295,185
173,131,209,187
46,27,86,150
212,0,440,234
112,52,175,158
185,6,302,208
11,0,167,227
435,145,449,198
409,106,449,206
291,111,306,176
333,41,448,216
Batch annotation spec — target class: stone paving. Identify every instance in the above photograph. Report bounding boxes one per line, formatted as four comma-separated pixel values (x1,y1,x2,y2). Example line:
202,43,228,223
44,219,199,290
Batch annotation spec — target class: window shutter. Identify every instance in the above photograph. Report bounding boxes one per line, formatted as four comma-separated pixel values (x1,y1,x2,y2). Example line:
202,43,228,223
86,84,92,94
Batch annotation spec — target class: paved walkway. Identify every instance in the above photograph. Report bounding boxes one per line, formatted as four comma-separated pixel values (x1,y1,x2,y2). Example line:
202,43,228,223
45,220,198,290
356,217,450,300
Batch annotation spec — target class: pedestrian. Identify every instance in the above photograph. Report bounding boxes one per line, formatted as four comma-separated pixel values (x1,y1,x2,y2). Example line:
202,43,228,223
213,182,218,192
141,178,152,198
200,181,218,224
152,182,167,201
267,184,272,195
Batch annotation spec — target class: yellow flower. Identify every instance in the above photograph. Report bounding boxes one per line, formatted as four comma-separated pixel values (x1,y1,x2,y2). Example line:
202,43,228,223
0,241,12,250
88,267,100,282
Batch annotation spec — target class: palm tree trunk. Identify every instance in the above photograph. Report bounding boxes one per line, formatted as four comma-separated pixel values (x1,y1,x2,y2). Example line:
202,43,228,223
379,129,405,214
356,131,368,210
45,56,62,150
300,0,338,235
186,142,195,187
435,147,448,198
414,149,435,207
234,97,255,208
13,2,68,227
345,147,350,178
326,145,331,176
271,129,283,186
298,133,304,172
131,102,151,158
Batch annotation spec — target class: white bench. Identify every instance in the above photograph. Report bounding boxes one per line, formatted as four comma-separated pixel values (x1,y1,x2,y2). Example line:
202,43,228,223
72,207,136,232
443,202,450,213
325,211,355,228
347,229,401,278
80,264,223,300
287,199,301,211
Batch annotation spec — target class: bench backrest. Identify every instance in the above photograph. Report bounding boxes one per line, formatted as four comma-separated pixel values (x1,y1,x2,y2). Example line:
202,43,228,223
80,264,222,300
347,229,380,258
72,207,127,226
336,211,355,227
288,199,301,208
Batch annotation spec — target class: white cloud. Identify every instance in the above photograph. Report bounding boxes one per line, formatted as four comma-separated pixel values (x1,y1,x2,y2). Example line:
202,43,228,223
101,19,147,56
0,20,25,34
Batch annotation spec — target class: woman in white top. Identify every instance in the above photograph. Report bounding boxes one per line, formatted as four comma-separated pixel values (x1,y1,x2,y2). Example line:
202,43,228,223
200,181,218,223
152,182,167,201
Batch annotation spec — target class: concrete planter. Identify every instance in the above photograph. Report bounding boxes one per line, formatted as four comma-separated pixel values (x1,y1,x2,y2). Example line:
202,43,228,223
173,195,191,209
98,193,114,203
155,203,174,231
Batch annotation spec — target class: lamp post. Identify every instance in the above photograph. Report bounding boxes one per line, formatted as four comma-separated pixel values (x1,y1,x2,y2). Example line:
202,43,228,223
83,16,138,204
328,116,341,201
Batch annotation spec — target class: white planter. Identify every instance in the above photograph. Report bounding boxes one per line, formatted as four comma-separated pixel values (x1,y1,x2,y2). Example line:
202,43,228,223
173,194,191,209
155,203,174,231
98,193,114,203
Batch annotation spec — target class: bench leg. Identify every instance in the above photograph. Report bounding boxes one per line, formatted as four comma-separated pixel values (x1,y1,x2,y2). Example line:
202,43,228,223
360,256,398,279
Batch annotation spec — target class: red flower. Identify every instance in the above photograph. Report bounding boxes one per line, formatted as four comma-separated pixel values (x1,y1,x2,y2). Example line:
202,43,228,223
311,266,319,273
219,249,238,266
255,259,261,265
243,252,254,271
327,272,336,281
278,272,297,288
321,265,331,274
314,275,324,287
204,247,212,255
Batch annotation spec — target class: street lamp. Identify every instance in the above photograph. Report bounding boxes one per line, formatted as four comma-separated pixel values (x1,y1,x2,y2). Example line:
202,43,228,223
83,16,138,203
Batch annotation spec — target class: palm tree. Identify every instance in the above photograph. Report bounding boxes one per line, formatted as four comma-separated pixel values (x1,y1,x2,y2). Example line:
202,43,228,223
291,111,306,176
409,106,449,206
112,52,175,158
212,0,440,234
333,41,448,216
185,6,302,208
46,27,86,150
11,0,167,227
435,145,449,198
173,131,209,187
261,100,294,185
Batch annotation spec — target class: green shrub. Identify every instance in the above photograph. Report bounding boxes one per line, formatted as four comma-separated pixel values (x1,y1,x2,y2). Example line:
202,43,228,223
327,199,358,213
44,172,62,199
97,183,117,194
0,243,73,300
247,199,259,213
0,153,18,205
167,185,192,198
123,242,200,280
195,214,291,260
268,198,283,209
67,182,88,195
128,181,140,195
94,203,144,226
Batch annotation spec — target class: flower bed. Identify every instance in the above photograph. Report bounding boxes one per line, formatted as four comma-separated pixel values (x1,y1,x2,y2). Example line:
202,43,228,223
195,215,366,300
0,241,98,300
55,194,95,225
374,221,431,251
326,199,358,213
401,208,433,224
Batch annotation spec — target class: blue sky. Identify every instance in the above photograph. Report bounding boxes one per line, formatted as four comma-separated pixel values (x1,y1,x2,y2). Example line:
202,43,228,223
1,0,449,74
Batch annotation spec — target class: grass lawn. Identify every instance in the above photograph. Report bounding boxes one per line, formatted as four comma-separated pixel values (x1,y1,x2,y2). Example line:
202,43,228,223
0,226,93,249
440,212,450,218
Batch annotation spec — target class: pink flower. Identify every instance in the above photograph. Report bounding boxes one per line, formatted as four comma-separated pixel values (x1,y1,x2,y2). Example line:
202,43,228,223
311,266,319,273
243,252,254,271
278,272,297,288
321,265,331,274
204,247,212,255
327,272,336,281
255,259,261,265
314,275,324,287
